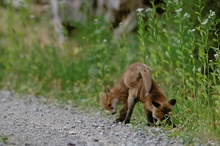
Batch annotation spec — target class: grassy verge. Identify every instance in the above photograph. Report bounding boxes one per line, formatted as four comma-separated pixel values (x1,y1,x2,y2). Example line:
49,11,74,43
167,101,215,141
0,0,219,144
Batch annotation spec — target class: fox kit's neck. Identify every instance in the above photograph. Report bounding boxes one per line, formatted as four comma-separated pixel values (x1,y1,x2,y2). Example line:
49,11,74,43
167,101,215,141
140,79,167,103
111,84,128,101
112,80,128,93
150,80,167,99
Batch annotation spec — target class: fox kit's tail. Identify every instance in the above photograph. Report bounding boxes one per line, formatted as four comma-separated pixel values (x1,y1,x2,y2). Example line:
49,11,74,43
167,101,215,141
140,67,152,95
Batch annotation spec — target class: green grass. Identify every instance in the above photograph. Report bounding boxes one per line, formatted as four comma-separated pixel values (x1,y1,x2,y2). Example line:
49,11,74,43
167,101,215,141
0,135,9,144
0,0,219,144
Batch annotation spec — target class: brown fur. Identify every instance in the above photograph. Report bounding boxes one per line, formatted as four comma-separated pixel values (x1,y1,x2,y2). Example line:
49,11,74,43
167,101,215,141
99,62,176,125
139,80,176,125
100,62,152,123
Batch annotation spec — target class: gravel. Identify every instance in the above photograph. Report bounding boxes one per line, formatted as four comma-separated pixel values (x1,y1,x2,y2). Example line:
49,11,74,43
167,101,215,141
0,90,215,146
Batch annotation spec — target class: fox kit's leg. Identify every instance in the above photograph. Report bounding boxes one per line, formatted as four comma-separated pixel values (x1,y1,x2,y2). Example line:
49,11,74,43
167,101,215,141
115,103,128,123
146,111,155,126
144,106,156,126
124,88,138,124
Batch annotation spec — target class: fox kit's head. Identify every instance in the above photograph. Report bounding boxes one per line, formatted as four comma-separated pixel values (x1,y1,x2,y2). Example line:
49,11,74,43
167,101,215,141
99,87,119,114
152,99,176,124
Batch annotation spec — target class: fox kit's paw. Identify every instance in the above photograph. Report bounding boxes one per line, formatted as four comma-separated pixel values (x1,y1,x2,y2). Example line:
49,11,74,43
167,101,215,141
147,122,176,128
124,120,130,124
114,118,123,123
171,124,176,128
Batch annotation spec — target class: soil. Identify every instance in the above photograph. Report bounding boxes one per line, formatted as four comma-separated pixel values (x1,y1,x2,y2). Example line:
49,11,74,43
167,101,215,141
0,91,216,146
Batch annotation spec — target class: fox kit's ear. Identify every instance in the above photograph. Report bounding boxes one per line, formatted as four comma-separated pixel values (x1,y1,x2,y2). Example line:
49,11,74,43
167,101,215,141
152,101,160,108
169,99,176,106
105,86,111,94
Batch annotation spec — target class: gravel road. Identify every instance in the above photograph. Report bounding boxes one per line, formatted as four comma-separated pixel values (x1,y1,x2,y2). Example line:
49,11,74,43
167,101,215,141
0,90,216,146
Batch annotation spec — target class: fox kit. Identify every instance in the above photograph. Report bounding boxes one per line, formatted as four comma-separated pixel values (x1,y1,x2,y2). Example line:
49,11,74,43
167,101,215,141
100,62,152,123
139,79,176,125
100,62,176,125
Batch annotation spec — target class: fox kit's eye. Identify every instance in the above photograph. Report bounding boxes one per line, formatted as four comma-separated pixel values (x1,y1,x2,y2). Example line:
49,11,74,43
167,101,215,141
108,104,111,107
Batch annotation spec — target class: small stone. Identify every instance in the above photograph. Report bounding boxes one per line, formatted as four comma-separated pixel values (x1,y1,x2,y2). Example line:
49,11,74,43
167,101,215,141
69,130,78,135
24,142,31,146
63,126,68,130
71,124,76,128
92,138,99,142
1,98,7,103
67,142,76,146
76,120,83,123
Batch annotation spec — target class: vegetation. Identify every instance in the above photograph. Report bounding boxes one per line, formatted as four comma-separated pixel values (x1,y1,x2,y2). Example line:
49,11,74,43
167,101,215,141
0,0,219,144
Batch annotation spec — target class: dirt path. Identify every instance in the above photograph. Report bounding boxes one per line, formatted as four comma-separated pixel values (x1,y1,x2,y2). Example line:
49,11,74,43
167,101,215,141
0,90,210,146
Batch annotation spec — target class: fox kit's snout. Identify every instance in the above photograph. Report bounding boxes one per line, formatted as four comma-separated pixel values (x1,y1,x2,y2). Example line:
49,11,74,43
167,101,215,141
109,98,119,114
100,87,119,114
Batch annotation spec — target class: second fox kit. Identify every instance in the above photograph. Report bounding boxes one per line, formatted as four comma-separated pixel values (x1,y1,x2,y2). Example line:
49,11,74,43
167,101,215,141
100,62,176,124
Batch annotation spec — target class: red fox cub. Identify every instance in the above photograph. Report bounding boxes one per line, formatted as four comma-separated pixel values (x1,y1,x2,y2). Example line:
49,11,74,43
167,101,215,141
100,62,152,123
139,79,176,125
99,62,176,125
